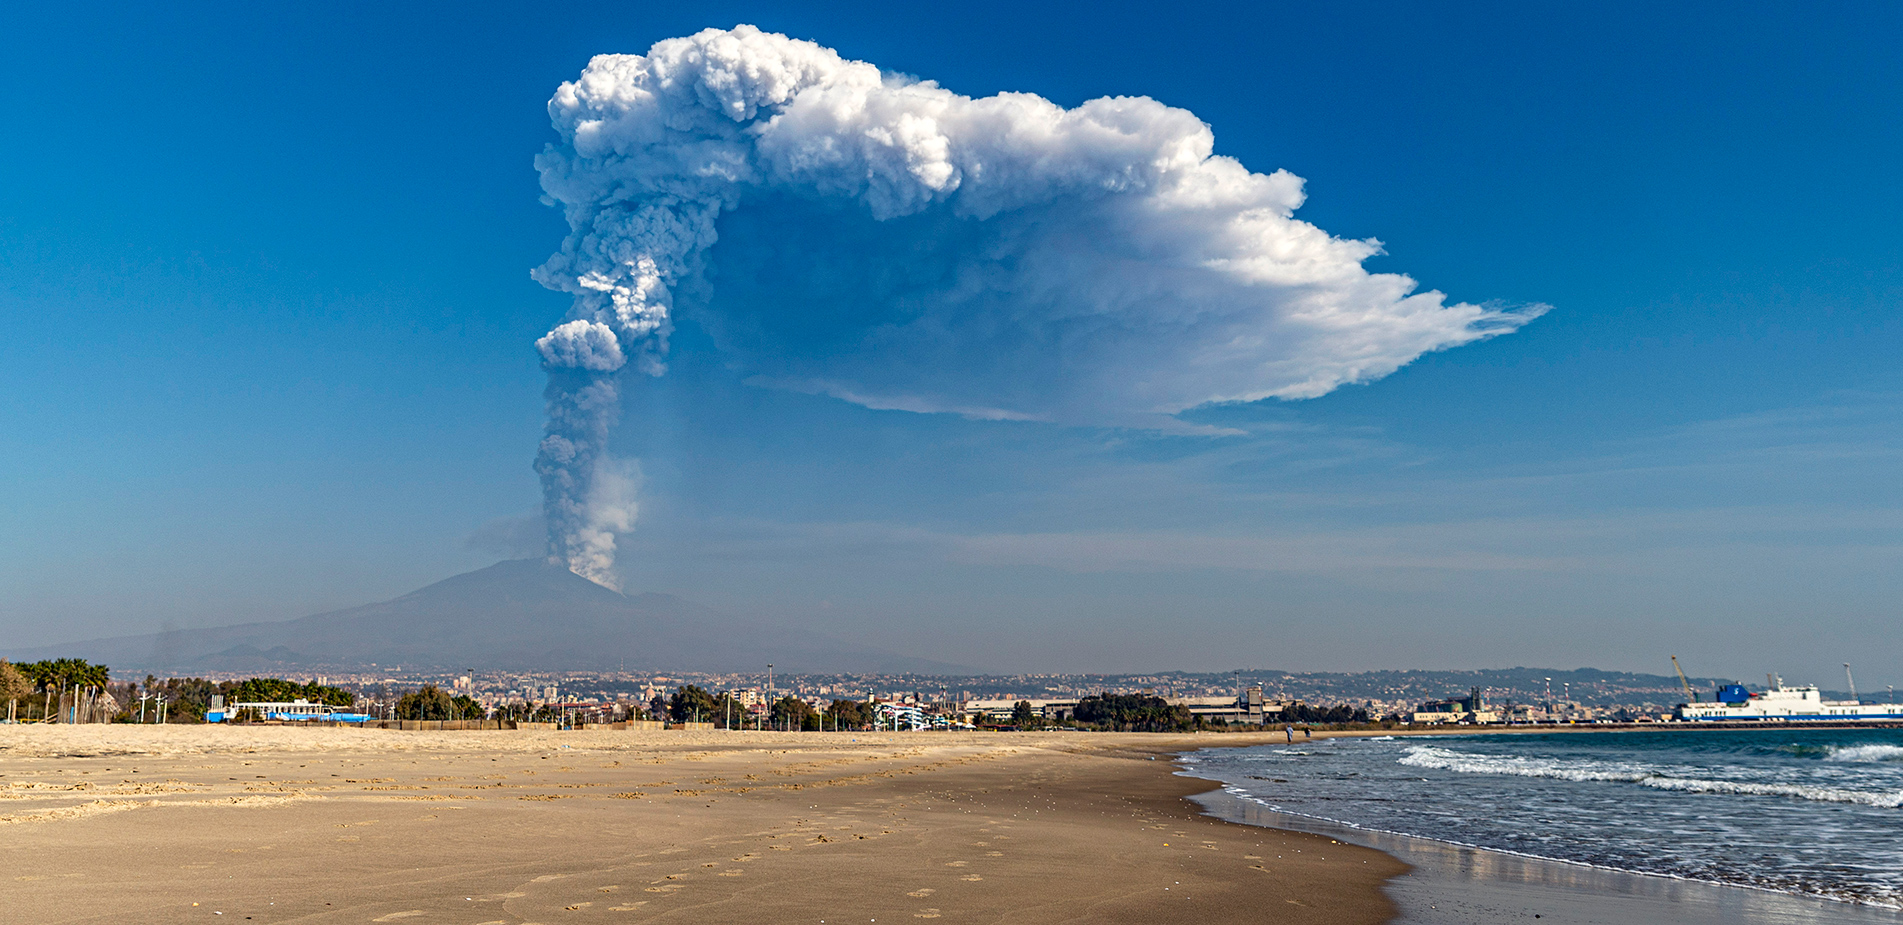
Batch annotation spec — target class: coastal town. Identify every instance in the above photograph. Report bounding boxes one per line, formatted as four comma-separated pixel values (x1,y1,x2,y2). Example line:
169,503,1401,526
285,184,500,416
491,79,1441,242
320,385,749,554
8,660,1859,729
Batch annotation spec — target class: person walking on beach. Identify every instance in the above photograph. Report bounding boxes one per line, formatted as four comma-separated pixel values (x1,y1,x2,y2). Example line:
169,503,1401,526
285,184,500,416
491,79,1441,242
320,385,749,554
1285,724,1294,743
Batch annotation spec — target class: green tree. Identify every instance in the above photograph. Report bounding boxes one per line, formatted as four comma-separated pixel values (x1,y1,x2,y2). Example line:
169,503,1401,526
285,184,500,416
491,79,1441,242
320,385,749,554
227,677,355,707
667,685,720,723
1011,700,1037,728
700,691,749,729
144,677,222,723
826,699,872,730
1281,703,1368,725
1073,693,1194,732
395,685,458,721
19,658,109,693
450,694,486,720
769,695,814,730
14,659,110,722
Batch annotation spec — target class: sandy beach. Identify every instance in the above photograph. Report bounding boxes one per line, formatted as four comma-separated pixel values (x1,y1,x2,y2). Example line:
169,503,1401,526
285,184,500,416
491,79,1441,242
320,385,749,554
0,726,1401,924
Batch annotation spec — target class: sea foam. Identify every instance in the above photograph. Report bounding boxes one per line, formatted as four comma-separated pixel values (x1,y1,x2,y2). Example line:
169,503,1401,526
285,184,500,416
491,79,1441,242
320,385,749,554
1400,744,1903,808
1826,743,1903,763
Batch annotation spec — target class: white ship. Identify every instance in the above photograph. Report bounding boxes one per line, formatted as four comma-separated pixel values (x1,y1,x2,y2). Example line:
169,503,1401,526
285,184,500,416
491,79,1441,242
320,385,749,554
1678,674,1903,722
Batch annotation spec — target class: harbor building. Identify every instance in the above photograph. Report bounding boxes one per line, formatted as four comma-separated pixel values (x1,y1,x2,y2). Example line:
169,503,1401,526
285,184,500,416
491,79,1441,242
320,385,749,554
1411,688,1502,724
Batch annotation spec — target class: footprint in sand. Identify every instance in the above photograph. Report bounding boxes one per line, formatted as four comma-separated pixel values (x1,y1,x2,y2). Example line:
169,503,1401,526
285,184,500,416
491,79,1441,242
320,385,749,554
598,886,619,892
532,874,570,882
960,875,983,882
984,851,1004,857
914,910,941,918
609,903,648,911
719,869,744,877
906,889,935,898
565,902,592,910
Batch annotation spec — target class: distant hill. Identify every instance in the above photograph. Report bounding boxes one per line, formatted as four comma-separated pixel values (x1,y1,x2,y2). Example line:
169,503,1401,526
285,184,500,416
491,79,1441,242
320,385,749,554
1235,666,1744,706
851,666,1754,707
9,559,971,676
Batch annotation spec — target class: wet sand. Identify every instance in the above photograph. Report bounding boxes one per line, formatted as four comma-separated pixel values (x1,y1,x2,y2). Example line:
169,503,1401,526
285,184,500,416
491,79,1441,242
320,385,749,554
0,726,1400,924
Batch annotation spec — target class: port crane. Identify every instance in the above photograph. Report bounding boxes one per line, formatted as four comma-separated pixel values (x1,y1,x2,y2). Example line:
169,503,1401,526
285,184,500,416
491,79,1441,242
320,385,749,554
1671,655,1697,703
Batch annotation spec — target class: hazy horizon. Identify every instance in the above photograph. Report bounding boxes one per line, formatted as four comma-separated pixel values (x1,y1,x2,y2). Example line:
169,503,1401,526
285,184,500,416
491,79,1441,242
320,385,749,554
3,3,1899,688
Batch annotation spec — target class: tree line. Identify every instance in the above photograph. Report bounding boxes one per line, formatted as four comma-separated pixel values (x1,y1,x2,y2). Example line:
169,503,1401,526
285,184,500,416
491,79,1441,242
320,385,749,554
1013,693,1371,731
0,660,457,724
1,658,114,722
660,685,880,730
0,661,1375,729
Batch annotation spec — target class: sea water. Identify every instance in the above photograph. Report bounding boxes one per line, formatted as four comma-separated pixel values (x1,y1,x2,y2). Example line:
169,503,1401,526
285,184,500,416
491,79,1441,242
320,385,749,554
1183,728,1903,909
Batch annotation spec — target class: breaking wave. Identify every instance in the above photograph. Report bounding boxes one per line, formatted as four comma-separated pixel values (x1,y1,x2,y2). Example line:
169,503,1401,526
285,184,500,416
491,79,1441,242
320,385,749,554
1826,744,1903,763
1400,744,1903,808
1399,744,1654,782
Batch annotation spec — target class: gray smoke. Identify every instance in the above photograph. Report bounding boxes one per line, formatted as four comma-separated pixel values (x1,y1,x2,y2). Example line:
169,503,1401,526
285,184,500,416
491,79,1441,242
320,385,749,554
529,24,1544,586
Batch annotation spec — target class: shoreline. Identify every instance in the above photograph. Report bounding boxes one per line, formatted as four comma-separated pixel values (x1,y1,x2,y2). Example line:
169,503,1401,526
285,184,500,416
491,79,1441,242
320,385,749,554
1172,732,1903,925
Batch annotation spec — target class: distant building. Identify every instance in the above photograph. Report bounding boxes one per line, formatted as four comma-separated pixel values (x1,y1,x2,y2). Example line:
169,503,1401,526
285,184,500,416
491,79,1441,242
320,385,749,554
1412,687,1501,724
961,699,1078,722
874,702,930,730
960,688,1296,725
1173,687,1296,725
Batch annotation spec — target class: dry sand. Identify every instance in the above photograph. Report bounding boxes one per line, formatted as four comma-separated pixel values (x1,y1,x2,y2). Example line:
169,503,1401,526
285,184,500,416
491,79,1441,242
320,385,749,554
0,726,1401,924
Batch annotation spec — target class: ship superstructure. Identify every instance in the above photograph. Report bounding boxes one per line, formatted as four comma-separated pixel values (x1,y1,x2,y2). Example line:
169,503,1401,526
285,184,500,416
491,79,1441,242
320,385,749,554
1678,675,1903,722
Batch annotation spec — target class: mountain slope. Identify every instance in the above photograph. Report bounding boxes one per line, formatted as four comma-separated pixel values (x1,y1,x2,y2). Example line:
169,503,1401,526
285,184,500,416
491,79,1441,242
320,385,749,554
11,560,969,675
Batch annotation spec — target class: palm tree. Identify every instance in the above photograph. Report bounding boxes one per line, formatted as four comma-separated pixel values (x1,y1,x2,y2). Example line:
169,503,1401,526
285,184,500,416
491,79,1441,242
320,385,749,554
17,659,110,721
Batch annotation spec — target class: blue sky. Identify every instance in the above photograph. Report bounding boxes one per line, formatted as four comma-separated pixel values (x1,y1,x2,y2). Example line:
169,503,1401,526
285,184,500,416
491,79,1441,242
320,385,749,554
1,2,1898,684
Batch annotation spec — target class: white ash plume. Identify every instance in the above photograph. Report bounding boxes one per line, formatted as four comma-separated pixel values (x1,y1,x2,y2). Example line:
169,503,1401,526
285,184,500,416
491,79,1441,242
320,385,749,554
529,24,1545,583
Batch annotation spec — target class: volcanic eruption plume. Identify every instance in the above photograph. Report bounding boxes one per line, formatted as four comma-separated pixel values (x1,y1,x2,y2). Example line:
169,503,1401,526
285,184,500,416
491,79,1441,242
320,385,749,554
529,25,1544,587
